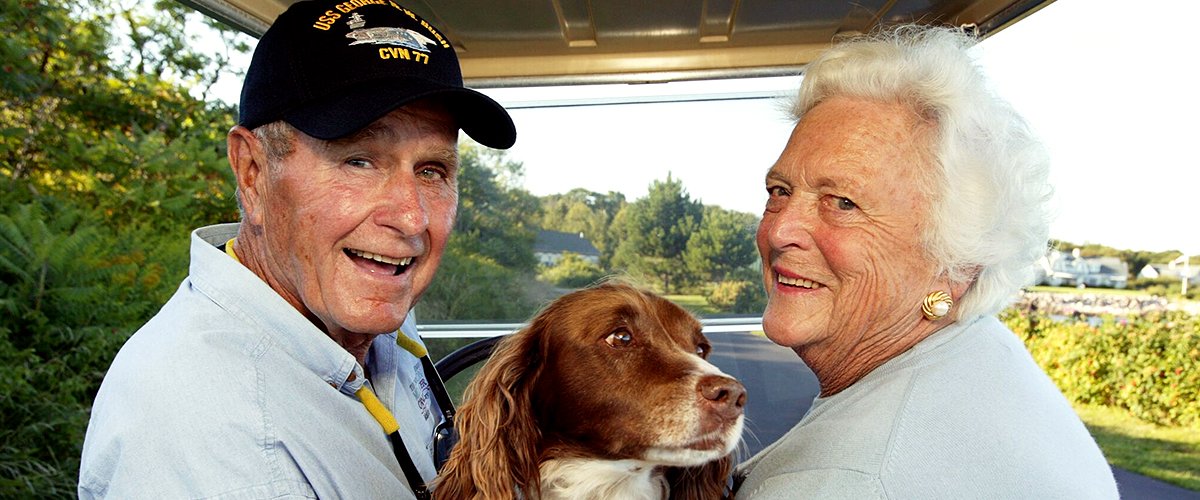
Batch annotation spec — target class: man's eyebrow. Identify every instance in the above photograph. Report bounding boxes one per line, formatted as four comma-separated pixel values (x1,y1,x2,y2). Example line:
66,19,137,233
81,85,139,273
324,122,396,149
429,147,460,169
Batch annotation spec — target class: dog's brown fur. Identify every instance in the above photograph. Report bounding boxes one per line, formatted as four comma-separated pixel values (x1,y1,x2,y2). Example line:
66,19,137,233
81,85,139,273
433,281,744,499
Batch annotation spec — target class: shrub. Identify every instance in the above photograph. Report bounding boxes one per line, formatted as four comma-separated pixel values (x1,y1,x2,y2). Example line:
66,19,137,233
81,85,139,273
0,203,149,496
416,245,541,322
1005,309,1200,427
705,280,767,314
537,252,606,288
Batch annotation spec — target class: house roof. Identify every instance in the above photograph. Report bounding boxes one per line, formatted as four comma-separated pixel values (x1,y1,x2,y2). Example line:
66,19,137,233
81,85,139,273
535,230,600,257
1093,256,1129,276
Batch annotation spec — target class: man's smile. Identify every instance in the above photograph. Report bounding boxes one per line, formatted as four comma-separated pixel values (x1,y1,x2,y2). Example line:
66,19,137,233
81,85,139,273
345,248,415,276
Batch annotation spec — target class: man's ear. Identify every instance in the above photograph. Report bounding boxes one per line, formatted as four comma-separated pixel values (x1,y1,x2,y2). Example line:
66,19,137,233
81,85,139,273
227,125,268,226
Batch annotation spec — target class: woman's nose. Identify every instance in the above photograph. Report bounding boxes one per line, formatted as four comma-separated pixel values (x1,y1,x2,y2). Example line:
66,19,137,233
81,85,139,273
762,200,817,251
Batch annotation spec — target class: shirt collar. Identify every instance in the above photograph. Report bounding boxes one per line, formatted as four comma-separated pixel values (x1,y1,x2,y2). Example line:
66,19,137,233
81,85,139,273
189,223,365,394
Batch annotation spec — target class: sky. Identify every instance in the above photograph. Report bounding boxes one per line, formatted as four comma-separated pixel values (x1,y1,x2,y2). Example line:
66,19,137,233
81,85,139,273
476,0,1200,256
204,0,1199,255
972,0,1200,255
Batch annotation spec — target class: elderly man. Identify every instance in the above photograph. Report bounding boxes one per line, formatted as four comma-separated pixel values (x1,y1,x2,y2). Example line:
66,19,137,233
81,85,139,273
78,1,515,498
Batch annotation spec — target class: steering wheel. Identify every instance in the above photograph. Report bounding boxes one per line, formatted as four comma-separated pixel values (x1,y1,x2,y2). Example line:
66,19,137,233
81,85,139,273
433,335,504,381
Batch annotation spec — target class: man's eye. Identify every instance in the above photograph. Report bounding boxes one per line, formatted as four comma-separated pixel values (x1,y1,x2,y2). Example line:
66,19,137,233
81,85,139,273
417,165,447,180
346,158,371,169
835,196,857,210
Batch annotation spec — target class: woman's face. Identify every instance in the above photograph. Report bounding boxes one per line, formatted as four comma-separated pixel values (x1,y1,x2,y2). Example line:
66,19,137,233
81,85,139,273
756,96,945,360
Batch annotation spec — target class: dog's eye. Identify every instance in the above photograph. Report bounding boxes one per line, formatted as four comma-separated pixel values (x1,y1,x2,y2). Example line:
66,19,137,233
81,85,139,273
696,342,711,358
605,329,633,348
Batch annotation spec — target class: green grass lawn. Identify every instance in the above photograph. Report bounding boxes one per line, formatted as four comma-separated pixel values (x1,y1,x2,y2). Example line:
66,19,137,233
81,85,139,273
1075,404,1200,491
665,294,719,315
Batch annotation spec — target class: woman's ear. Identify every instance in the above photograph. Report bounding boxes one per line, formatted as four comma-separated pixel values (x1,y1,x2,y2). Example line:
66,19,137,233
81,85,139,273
946,265,980,303
227,125,268,226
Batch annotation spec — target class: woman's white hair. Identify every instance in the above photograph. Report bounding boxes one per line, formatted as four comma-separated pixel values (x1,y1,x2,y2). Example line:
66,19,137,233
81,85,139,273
792,25,1052,321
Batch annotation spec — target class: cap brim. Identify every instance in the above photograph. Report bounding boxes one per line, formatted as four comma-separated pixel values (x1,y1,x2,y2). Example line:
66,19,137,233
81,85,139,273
282,79,516,149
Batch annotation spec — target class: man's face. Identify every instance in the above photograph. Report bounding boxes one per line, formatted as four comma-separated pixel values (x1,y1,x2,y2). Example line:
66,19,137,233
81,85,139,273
247,101,459,337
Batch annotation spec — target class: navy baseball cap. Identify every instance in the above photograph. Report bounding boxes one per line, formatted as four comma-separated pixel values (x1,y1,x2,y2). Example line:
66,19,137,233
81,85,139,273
238,0,516,149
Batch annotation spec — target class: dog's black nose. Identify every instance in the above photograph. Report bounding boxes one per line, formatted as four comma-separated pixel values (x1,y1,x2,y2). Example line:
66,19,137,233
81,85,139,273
698,374,746,420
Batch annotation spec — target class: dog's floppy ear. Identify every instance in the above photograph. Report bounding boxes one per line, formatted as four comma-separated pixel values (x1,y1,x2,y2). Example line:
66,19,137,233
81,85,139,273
432,325,546,499
664,454,734,500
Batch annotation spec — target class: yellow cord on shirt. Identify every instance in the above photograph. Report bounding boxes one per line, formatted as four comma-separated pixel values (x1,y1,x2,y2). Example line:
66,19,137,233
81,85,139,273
357,385,400,434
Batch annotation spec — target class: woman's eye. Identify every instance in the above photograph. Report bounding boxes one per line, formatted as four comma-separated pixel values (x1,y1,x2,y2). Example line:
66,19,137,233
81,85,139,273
834,196,857,210
764,185,789,212
605,329,633,348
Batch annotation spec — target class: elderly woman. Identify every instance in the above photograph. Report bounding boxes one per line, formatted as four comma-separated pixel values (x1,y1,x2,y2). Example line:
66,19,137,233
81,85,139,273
734,26,1119,498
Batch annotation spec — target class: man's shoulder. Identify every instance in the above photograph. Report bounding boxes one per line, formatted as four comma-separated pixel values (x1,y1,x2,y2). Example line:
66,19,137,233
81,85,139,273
88,285,270,430
117,284,266,373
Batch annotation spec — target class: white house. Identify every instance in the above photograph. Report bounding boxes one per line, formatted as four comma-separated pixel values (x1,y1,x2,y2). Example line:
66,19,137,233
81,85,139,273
1037,249,1128,289
1139,258,1198,280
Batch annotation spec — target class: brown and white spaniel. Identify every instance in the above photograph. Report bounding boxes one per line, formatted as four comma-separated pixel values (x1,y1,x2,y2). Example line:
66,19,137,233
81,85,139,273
433,281,746,500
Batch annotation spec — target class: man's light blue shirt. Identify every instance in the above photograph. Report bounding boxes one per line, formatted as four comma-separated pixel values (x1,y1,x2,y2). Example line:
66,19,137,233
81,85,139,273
79,223,442,499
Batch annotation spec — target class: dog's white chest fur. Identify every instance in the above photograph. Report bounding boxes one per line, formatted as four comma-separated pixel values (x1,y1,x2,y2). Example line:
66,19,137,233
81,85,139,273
539,458,667,500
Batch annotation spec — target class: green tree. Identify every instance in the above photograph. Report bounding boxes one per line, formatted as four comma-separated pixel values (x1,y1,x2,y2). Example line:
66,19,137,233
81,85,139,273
417,143,546,321
2,0,241,237
1,0,247,493
453,143,540,272
610,174,702,292
684,206,758,283
540,188,625,265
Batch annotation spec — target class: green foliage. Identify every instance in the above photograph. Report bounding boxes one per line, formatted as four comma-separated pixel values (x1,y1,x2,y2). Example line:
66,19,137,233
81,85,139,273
610,174,703,293
2,0,241,232
1004,309,1200,427
540,188,626,265
0,202,146,496
1,0,245,493
684,206,758,283
704,280,767,314
454,143,540,272
538,252,606,288
419,143,548,321
415,243,541,321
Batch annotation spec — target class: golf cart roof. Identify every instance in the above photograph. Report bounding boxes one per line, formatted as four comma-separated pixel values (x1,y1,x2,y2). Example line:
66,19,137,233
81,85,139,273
180,0,1054,86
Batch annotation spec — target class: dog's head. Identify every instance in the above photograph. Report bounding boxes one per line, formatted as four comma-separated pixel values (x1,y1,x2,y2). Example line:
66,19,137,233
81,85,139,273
530,282,745,465
434,281,745,499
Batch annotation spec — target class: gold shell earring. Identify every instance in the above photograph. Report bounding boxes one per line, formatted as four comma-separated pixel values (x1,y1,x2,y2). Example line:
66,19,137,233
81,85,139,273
922,291,953,321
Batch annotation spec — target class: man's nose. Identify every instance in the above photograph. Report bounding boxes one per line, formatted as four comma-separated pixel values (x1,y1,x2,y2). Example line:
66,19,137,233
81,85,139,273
373,171,429,235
